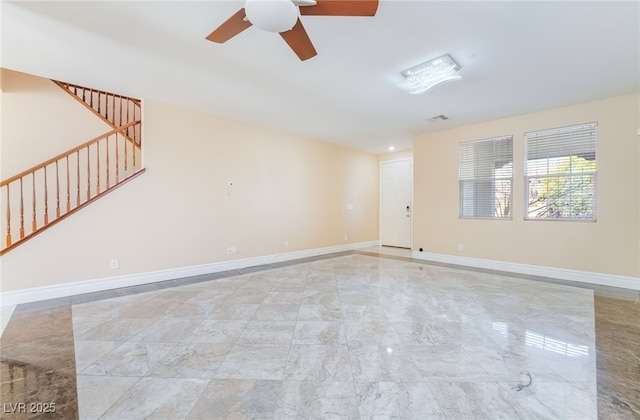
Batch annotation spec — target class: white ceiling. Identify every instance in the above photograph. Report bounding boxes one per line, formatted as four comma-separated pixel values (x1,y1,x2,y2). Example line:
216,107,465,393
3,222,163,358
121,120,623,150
2,1,639,154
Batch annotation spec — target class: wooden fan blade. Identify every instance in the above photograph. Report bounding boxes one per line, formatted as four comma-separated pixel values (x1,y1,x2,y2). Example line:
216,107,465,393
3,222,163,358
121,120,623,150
300,0,378,16
280,19,318,61
205,8,252,43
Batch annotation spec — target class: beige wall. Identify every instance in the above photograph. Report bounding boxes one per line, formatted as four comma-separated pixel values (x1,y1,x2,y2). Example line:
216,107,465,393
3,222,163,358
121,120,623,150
414,93,640,280
0,72,379,292
0,69,112,178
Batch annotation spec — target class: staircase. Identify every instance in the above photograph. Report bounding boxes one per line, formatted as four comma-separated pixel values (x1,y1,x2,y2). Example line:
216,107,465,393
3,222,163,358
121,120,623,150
52,80,142,147
1,81,144,255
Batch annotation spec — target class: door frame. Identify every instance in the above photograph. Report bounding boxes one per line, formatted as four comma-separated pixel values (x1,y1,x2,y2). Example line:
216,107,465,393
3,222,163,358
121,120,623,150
379,157,414,249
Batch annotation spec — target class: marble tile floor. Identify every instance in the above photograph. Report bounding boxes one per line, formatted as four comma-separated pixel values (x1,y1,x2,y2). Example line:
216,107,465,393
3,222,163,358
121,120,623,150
0,252,638,419
0,305,17,338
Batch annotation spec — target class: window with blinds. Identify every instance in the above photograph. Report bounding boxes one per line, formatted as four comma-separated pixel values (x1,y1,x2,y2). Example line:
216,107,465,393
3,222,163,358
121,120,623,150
525,122,597,220
459,136,513,219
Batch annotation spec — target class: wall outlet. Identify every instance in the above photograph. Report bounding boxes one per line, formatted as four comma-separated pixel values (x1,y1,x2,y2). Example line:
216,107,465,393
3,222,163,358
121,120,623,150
227,246,237,254
346,204,353,210
344,234,348,241
458,244,464,252
110,259,119,269
284,241,289,248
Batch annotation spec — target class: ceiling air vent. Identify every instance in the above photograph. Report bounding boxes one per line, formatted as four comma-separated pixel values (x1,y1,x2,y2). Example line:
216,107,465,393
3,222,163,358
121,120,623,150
427,114,449,122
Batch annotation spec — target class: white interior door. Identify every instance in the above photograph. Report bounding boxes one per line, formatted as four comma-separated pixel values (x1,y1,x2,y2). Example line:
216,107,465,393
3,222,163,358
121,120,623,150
381,158,412,248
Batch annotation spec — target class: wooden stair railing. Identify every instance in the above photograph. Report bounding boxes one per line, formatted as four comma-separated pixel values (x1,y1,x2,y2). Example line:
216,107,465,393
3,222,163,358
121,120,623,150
52,80,142,147
1,121,144,256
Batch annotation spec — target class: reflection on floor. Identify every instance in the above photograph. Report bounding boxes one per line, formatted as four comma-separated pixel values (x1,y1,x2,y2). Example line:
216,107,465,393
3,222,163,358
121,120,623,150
0,305,17,337
1,252,638,419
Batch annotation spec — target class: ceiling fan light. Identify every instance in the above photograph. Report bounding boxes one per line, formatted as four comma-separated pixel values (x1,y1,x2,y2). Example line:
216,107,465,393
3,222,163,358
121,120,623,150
245,0,299,33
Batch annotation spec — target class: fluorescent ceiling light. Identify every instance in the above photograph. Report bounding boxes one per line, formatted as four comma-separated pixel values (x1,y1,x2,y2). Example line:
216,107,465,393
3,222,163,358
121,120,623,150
388,145,395,151
398,54,462,94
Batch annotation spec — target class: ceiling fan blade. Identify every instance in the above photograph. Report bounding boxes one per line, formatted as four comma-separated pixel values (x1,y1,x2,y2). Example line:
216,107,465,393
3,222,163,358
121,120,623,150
205,8,252,43
280,18,317,61
300,0,378,16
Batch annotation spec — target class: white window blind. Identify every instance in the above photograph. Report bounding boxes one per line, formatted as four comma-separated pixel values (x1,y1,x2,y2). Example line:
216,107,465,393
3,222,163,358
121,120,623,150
525,122,597,220
459,136,513,219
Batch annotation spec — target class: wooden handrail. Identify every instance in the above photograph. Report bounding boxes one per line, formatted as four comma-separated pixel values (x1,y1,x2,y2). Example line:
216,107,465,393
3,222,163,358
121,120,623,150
52,80,142,148
0,169,145,256
2,81,144,255
53,81,141,107
0,120,140,187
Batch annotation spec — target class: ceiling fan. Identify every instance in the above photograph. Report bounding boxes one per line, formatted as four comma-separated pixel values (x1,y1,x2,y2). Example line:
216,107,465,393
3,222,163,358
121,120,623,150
205,0,379,61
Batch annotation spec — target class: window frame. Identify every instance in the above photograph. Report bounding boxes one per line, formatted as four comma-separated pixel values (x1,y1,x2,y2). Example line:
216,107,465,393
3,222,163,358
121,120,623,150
524,122,597,222
458,135,514,220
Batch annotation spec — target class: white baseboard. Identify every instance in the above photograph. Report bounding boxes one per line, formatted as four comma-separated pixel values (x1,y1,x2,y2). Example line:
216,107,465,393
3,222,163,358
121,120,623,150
412,251,640,291
1,240,380,306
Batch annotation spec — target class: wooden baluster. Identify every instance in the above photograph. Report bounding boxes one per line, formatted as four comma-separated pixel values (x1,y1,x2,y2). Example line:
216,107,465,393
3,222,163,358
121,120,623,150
87,145,91,200
89,89,93,109
55,161,61,218
115,132,120,183
44,167,49,225
127,100,132,137
5,184,11,247
32,172,37,232
97,91,101,116
133,101,138,144
124,126,128,176
105,93,109,122
133,112,137,145
106,136,110,188
82,87,86,104
132,121,137,169
19,178,24,239
76,151,81,207
139,104,142,146
66,156,71,212
96,141,100,194
133,103,142,145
